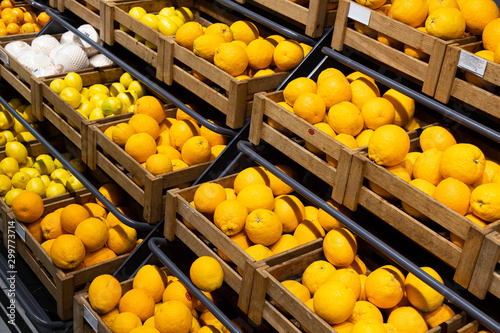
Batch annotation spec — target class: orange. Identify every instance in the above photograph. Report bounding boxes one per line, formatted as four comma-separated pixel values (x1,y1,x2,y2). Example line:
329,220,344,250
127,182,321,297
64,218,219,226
293,219,326,245
470,183,500,222
176,105,200,124
162,280,197,310
175,21,204,51
200,122,228,147
356,129,374,147
88,274,122,314
293,92,326,125
355,0,387,9
273,40,304,71
361,97,396,130
350,77,380,110
224,188,237,200
412,148,444,185
350,320,387,333
345,256,368,275
461,0,500,35
327,133,359,167
112,123,136,147
273,194,305,233
253,68,275,77
402,178,436,220
111,312,142,333
119,288,155,322
365,265,405,309
96,183,125,208
133,264,168,303
157,145,181,160
266,164,296,196
317,75,352,109
265,34,286,46
40,211,66,240
433,177,471,215
218,231,253,262
11,191,44,223
313,280,357,324
405,266,444,312
327,268,361,299
317,199,350,231
425,8,467,40
84,247,116,267
323,228,357,267
382,89,415,127
428,0,460,13
368,124,411,166
230,20,259,44
129,114,160,140
280,280,310,306
37,11,51,27
283,77,317,106
145,153,172,175
269,234,299,254
171,159,189,171
368,164,411,201
440,143,486,185
50,234,86,269
238,244,273,274
317,68,347,86
423,303,456,328
482,18,500,51
391,0,428,27
419,126,456,152
181,136,211,166
328,101,364,136
246,39,275,69
302,260,336,295
190,256,224,292
205,22,233,42
193,34,226,62
0,0,13,9
213,199,248,235
237,183,275,212
401,151,422,176
210,145,226,161
74,217,109,252
245,208,283,245
473,160,500,187
106,206,134,228
60,203,91,234
41,238,55,253
378,32,404,49
405,27,430,60
6,22,19,34
305,122,337,155
214,42,248,76
124,132,157,163
194,182,227,214
107,222,137,255
169,119,200,151
27,219,43,243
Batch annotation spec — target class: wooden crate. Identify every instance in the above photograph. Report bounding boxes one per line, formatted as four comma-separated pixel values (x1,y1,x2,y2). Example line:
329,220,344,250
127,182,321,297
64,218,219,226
0,3,44,42
233,0,338,38
88,107,210,223
342,126,500,299
435,41,500,122
331,0,476,97
4,190,130,321
104,0,289,128
249,238,474,332
50,0,101,28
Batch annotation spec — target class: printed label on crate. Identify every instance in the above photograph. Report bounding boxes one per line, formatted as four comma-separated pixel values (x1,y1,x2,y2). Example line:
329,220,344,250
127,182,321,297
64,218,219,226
0,49,8,65
458,50,487,78
83,303,99,332
15,221,25,242
348,3,371,25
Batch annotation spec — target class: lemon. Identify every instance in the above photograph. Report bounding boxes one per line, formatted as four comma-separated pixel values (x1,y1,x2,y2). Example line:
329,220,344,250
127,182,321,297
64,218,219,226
70,158,87,173
140,13,159,31
60,87,82,108
11,171,31,189
49,78,68,94
0,111,14,130
176,7,193,22
21,105,36,124
40,175,51,188
25,177,46,197
128,81,145,98
119,72,134,89
0,134,6,146
109,82,126,97
80,87,91,100
19,156,34,168
0,175,12,196
134,34,146,43
1,157,19,178
166,15,184,27
33,155,56,175
1,130,15,142
64,72,83,91
15,105,27,113
158,16,180,36
77,100,95,118
115,92,134,112
125,90,138,102
8,98,23,109
4,188,25,206
101,97,123,116
89,108,105,121
158,6,176,17
20,167,40,179
66,175,85,191
16,132,36,142
45,182,67,198
129,6,147,19
50,168,69,184
89,84,110,96
5,142,28,164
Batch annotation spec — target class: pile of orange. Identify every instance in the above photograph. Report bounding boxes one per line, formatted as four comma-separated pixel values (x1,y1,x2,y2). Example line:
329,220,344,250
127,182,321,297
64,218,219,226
88,262,234,332
176,20,312,79
0,0,50,36
106,98,228,184
12,183,141,271
275,68,418,167
367,125,500,244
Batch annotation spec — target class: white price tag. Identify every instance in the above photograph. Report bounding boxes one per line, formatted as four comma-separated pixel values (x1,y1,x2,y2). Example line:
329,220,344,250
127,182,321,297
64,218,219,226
458,50,487,78
0,49,8,65
348,3,371,26
83,303,99,332
15,221,25,242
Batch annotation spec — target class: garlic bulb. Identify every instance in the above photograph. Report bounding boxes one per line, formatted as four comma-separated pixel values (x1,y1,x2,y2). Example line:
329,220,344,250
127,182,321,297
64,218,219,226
53,44,89,74
31,35,60,57
5,41,31,59
89,54,113,67
17,49,52,72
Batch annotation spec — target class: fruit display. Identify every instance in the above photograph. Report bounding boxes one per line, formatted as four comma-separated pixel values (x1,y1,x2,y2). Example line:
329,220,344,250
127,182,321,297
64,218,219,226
0,141,88,205
0,96,39,144
0,1,50,36
11,182,140,271
2,24,113,77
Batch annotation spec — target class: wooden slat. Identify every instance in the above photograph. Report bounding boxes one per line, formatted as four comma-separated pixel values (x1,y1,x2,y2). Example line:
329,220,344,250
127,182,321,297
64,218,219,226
467,233,500,299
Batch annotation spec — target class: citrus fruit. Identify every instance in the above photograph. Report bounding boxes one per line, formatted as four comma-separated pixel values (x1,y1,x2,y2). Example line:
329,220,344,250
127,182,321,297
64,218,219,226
190,256,224,292
181,136,211,166
230,20,259,44
391,0,428,27
412,148,444,185
193,34,226,62
246,38,274,69
119,288,155,322
440,143,485,185
402,178,436,220
50,234,86,269
88,274,122,314
405,266,445,312
323,228,357,267
245,208,283,245
423,303,456,328
425,8,466,39
162,280,197,310
74,217,109,252
269,234,299,254
328,101,364,136
213,199,248,236
273,40,304,71
317,75,352,109
365,265,405,309
111,312,142,333
236,183,275,212
194,182,227,214
60,203,91,233
84,247,117,267
302,260,336,295
461,0,500,35
313,280,357,324
125,132,157,163
273,194,305,233
107,222,137,255
293,219,325,245
283,77,317,106
382,89,415,127
368,124,411,166
11,191,44,223
470,183,500,222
